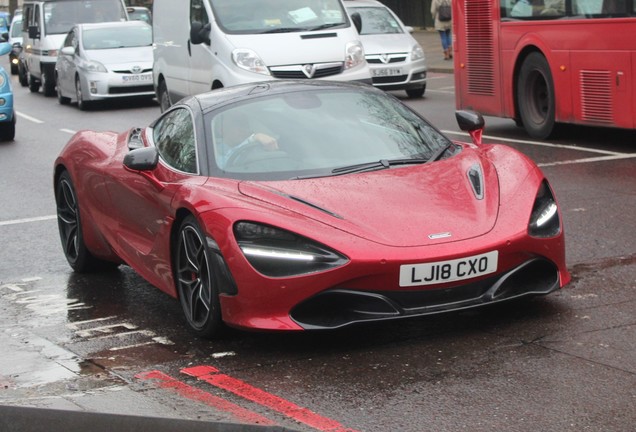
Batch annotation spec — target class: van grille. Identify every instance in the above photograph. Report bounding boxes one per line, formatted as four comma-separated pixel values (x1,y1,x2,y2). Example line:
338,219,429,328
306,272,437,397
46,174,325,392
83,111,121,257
269,62,344,79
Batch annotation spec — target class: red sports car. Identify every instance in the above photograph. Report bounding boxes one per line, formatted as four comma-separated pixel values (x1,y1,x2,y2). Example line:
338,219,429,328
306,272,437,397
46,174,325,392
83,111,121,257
54,81,570,338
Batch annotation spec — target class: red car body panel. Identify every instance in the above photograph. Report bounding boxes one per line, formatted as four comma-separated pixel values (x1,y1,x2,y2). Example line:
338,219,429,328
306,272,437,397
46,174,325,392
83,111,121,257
55,124,569,332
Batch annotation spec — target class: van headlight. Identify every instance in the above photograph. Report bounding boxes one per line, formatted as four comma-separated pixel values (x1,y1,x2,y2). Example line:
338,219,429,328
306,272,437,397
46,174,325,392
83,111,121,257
232,49,271,76
528,180,561,238
344,40,365,69
234,222,348,277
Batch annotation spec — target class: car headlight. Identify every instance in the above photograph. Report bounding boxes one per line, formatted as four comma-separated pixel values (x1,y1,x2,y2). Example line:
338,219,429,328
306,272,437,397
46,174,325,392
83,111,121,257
411,44,425,61
234,222,348,277
344,40,365,69
232,49,270,76
528,180,561,238
0,74,5,87
80,59,107,73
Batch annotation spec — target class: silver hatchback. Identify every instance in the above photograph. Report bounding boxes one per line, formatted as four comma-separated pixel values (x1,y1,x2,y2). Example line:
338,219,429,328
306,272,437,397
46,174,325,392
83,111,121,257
344,0,427,98
55,21,154,110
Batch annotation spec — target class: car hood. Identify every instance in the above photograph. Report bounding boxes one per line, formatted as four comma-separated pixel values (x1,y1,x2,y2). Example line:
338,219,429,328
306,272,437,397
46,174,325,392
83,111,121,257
225,31,356,65
359,33,419,55
85,46,153,69
238,149,500,247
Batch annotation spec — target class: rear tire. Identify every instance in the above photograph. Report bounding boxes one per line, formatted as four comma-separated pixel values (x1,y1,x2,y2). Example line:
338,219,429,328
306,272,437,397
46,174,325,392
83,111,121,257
517,52,555,139
18,62,28,87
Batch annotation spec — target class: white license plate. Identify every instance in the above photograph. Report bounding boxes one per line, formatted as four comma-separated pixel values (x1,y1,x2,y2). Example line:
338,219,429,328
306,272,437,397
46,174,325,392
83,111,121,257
399,251,499,287
373,67,402,77
121,74,152,83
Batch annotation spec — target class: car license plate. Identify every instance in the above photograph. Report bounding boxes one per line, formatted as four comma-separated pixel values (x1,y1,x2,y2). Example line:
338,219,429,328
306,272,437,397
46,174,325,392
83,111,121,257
121,74,152,83
399,251,499,287
373,67,402,77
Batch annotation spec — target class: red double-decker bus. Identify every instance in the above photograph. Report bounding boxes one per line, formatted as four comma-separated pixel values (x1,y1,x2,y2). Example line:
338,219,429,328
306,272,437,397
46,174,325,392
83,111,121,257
453,0,636,138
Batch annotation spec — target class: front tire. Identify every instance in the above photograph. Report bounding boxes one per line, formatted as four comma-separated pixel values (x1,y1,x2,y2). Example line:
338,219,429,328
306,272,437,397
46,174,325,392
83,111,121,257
75,76,91,111
174,215,223,338
406,84,426,99
41,69,56,97
57,75,71,105
0,115,15,141
55,171,113,272
517,52,556,139
28,74,40,93
157,79,171,112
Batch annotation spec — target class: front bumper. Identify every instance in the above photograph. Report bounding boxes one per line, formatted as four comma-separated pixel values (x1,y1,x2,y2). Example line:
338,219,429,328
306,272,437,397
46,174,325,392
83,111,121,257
80,70,154,101
291,258,560,329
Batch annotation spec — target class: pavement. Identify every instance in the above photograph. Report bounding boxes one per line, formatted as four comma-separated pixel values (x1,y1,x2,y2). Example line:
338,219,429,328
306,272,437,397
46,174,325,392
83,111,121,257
411,28,455,74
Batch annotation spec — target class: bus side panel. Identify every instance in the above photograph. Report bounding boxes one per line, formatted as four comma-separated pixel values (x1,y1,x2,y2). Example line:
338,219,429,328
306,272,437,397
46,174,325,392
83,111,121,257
453,0,505,117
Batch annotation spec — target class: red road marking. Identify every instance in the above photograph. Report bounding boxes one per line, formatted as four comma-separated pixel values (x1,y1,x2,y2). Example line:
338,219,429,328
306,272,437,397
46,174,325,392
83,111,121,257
182,365,359,432
135,370,276,426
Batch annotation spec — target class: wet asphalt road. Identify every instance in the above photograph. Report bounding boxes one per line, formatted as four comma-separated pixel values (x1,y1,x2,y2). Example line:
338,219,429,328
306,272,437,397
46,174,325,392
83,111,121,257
1,64,635,431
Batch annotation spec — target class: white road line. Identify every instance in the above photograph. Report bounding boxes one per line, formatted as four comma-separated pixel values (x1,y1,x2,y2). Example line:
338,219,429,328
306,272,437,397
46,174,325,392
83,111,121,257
0,215,57,226
15,111,44,124
60,128,77,134
443,130,628,156
538,153,636,167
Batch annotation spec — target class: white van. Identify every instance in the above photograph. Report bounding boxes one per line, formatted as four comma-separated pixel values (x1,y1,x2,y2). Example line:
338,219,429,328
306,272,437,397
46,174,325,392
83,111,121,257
153,0,372,111
21,0,128,96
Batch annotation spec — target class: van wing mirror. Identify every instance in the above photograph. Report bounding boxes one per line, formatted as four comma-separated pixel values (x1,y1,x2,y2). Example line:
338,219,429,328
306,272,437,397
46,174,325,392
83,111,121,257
350,12,362,34
190,21,211,45
28,25,40,39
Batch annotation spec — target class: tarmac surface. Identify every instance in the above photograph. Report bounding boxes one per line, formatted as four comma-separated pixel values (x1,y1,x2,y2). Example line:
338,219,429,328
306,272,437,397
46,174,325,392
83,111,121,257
411,28,455,74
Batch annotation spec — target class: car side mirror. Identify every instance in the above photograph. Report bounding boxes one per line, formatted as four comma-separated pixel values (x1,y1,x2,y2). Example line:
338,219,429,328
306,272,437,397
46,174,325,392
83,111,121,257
123,146,158,171
28,25,40,39
455,110,485,146
350,12,362,34
190,21,211,45
61,46,75,56
0,32,7,43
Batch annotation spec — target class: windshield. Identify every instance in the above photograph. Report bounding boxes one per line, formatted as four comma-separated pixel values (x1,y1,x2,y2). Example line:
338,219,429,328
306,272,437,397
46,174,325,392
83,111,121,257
207,88,457,180
348,6,404,35
210,0,349,34
45,0,127,35
82,24,152,49
10,19,22,37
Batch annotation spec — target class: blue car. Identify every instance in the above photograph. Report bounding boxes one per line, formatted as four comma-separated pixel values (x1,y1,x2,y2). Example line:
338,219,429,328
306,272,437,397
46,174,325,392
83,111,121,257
0,40,15,141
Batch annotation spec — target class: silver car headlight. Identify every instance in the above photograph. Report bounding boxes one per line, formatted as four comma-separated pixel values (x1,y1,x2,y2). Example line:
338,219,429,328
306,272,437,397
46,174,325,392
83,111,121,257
528,180,561,238
234,221,348,277
344,40,365,69
80,59,107,73
232,48,270,76
411,44,425,62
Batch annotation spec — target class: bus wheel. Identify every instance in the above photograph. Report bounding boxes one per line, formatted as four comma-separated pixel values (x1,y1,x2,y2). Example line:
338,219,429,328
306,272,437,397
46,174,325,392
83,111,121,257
517,52,555,139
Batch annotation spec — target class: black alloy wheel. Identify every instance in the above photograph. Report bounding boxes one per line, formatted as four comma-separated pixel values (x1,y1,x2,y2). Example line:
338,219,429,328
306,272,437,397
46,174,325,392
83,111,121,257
175,215,223,338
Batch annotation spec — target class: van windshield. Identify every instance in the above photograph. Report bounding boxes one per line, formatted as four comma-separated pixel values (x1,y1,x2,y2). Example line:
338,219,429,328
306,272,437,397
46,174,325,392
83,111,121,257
210,0,349,34
45,0,127,35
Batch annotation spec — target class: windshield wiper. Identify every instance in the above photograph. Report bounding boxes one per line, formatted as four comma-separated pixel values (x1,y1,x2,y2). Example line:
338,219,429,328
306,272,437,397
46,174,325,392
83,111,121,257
332,158,428,175
426,143,453,163
306,23,344,31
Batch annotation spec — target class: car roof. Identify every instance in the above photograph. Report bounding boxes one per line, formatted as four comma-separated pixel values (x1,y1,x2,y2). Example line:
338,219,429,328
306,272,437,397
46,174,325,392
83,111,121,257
190,80,382,113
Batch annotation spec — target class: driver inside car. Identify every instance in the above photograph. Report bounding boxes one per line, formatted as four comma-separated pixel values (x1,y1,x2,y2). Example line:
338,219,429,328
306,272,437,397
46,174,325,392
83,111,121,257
214,110,279,168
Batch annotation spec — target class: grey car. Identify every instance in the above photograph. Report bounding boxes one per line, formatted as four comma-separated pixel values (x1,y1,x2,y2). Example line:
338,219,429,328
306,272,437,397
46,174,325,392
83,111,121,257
55,20,154,110
344,0,427,98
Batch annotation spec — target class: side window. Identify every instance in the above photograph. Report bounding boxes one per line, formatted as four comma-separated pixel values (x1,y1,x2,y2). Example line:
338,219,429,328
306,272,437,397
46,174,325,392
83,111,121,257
190,0,210,25
22,5,32,31
63,29,75,48
34,4,41,30
153,108,198,174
